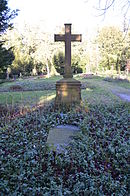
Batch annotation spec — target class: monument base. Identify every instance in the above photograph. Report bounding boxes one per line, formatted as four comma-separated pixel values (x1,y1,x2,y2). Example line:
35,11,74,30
55,78,81,106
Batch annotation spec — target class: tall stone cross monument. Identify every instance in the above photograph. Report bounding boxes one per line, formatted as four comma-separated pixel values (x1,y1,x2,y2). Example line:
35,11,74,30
55,23,82,78
54,23,82,105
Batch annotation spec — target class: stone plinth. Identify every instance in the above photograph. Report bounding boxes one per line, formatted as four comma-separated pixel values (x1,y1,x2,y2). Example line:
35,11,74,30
55,78,81,105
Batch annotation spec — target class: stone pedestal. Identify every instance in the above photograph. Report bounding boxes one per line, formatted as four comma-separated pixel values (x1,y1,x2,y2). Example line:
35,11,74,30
55,78,81,105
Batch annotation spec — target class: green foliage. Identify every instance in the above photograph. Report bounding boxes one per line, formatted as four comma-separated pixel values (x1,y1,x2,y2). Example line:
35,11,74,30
72,55,83,73
1,23,130,78
0,0,18,34
0,0,18,78
3,24,88,76
72,42,88,73
53,51,65,75
0,75,129,194
4,26,59,77
0,43,14,77
7,30,35,76
97,26,130,71
11,56,34,76
0,103,129,195
53,52,84,75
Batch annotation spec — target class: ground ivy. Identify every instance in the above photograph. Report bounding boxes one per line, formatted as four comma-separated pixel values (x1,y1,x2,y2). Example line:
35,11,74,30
0,103,129,195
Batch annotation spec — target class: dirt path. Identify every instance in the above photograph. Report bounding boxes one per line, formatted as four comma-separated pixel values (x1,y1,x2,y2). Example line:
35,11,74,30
83,79,130,102
107,83,130,102
111,91,130,102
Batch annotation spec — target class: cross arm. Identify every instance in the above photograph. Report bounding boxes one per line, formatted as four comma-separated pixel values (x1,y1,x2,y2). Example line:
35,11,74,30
71,34,82,42
54,34,65,42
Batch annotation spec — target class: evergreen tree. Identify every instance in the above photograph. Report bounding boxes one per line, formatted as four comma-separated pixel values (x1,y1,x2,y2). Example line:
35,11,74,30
0,0,18,78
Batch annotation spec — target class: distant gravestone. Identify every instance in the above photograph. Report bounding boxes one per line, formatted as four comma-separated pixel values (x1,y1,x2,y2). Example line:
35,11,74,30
19,72,22,78
32,67,37,76
47,125,80,151
6,67,11,80
54,23,82,105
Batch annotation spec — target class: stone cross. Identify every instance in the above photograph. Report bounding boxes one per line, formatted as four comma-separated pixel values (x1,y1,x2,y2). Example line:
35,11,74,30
54,23,82,78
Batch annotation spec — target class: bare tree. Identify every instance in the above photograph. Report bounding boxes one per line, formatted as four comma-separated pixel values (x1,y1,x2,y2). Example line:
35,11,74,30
96,0,130,17
84,0,130,19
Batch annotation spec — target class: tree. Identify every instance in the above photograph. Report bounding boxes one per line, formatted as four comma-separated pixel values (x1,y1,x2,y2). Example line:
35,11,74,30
97,26,125,72
53,51,65,75
3,28,34,76
4,24,59,77
93,0,130,18
0,0,18,34
52,36,89,75
0,41,14,78
52,44,89,75
120,30,130,70
72,41,89,73
0,0,18,78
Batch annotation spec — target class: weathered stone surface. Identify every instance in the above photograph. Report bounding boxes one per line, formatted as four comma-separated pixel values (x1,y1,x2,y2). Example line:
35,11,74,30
55,78,81,105
54,23,82,79
54,23,82,105
47,125,80,151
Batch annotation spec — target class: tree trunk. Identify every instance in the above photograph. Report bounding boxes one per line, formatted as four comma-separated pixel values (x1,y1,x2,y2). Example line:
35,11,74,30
6,73,9,80
46,61,50,78
50,64,59,76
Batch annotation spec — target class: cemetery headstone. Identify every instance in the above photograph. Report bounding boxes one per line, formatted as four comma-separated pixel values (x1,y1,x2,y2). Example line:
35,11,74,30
54,23,82,105
32,67,37,76
47,125,80,152
19,72,22,78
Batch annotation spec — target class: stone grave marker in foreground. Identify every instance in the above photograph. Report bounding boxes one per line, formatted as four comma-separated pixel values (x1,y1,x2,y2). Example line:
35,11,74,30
54,23,82,105
47,125,80,151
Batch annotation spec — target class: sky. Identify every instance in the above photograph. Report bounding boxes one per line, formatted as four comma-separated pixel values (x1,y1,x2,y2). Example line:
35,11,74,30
8,0,129,38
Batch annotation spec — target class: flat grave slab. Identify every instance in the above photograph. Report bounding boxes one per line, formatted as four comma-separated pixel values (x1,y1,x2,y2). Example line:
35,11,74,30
47,125,80,151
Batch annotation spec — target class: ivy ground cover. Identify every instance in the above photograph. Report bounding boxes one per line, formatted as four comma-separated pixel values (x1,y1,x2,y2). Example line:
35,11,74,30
0,102,129,195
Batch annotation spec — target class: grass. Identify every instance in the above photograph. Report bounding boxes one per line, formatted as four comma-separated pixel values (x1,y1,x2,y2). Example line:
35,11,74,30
82,88,121,106
80,75,130,105
0,90,55,106
0,76,61,91
0,74,129,106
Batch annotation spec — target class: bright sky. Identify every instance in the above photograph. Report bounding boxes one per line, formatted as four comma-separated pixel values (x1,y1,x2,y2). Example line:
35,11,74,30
8,0,128,38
